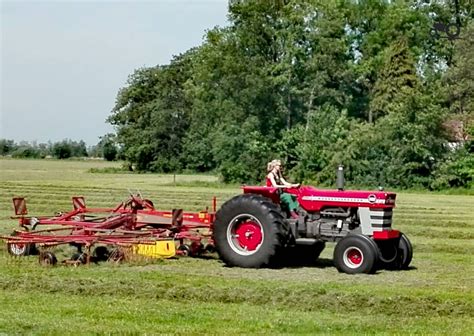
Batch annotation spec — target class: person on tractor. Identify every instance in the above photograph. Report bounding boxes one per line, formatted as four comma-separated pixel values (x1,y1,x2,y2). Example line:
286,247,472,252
266,159,300,219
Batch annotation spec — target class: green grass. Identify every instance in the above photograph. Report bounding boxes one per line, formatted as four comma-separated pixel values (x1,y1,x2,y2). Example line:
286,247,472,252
0,159,473,334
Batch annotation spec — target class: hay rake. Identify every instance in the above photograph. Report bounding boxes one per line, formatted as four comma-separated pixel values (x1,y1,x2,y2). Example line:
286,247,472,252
3,194,215,265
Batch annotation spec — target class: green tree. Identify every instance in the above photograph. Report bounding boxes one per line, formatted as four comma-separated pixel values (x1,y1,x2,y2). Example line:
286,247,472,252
185,0,352,182
292,104,352,185
104,0,471,190
102,141,118,162
92,134,118,161
71,140,88,157
52,141,72,159
443,21,474,141
347,0,434,121
431,20,474,189
0,139,16,155
11,146,41,159
369,38,419,123
213,116,271,183
109,50,195,172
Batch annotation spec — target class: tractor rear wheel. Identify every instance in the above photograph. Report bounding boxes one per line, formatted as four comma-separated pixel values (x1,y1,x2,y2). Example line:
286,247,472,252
213,194,288,268
333,234,379,274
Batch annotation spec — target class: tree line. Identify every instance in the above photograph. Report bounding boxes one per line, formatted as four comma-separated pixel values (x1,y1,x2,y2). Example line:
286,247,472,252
108,0,473,190
0,136,118,161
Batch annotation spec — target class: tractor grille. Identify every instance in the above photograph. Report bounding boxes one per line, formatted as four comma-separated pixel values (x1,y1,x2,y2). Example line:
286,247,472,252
369,208,393,229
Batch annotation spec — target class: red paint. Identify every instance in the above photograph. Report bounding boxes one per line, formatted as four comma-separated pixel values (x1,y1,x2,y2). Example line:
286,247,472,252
372,230,400,240
242,186,281,204
12,197,28,216
243,186,396,211
72,196,86,210
234,221,262,251
347,248,362,265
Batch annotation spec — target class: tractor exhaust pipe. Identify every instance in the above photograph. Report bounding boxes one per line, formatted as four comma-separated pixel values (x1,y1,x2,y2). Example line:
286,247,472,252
336,165,345,191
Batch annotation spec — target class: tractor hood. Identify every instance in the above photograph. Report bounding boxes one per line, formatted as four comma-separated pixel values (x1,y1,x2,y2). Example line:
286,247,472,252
242,185,396,211
296,186,396,211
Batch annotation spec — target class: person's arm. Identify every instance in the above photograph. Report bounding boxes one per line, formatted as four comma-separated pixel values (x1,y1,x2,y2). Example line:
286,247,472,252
280,176,300,188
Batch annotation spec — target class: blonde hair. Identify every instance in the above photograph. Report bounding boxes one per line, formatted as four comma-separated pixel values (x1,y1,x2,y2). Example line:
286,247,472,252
267,159,282,172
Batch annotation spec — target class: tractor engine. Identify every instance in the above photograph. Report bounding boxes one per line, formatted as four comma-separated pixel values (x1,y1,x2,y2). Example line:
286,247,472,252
297,207,357,241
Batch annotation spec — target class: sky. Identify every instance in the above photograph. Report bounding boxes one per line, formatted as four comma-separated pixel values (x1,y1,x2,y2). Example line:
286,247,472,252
0,0,229,146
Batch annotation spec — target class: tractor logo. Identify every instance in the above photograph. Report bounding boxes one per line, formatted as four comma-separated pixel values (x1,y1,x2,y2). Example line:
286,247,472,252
368,194,377,203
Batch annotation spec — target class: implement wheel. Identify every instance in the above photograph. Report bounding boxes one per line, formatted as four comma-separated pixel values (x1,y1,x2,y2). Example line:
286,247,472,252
213,194,288,268
7,231,35,256
178,244,191,256
334,234,378,274
93,246,110,262
7,241,30,257
39,251,57,266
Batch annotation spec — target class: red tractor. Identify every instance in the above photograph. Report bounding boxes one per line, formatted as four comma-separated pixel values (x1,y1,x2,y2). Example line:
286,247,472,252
213,167,412,274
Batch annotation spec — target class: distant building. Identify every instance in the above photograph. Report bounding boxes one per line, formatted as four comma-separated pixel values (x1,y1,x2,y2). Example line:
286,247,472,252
444,119,470,150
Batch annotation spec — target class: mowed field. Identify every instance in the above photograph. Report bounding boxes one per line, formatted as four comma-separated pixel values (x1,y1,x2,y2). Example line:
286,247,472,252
0,159,473,335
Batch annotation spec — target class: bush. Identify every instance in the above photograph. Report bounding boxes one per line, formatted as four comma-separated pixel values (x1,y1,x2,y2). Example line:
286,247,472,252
53,141,72,159
431,145,474,190
103,141,118,161
11,147,41,159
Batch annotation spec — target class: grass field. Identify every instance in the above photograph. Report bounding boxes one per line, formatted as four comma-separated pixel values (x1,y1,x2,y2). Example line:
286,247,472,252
0,159,473,335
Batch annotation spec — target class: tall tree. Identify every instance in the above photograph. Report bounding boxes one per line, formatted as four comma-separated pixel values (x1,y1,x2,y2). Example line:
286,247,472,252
443,20,474,141
369,38,419,122
109,50,195,172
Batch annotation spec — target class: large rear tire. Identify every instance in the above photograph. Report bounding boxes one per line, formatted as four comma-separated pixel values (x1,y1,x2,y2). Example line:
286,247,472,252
213,194,288,268
334,234,379,274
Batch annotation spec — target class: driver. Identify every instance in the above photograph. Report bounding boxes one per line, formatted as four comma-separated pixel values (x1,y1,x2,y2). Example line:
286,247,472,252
266,159,300,219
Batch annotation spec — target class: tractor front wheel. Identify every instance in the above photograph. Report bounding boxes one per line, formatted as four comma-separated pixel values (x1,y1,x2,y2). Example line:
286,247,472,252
213,194,288,268
375,232,413,270
397,233,413,270
333,235,379,274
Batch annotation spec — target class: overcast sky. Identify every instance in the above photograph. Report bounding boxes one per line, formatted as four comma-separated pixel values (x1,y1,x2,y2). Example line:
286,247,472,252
0,0,229,146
